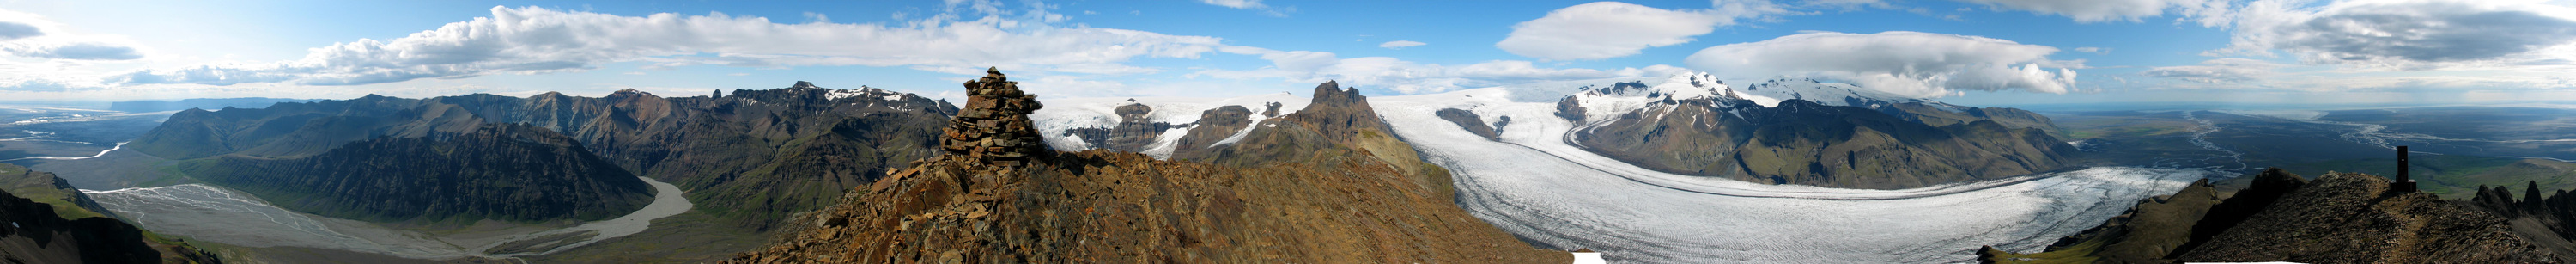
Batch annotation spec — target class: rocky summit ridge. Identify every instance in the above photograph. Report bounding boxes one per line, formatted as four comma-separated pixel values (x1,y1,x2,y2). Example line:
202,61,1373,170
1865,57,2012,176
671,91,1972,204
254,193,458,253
1983,168,2564,263
722,69,1564,263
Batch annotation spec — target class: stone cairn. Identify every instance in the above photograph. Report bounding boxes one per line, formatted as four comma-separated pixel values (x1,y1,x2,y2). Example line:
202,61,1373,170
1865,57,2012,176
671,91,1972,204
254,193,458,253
942,67,1047,166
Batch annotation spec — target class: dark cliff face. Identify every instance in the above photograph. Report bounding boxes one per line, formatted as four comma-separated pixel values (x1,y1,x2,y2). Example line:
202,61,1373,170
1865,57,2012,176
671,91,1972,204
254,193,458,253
723,70,1562,264
179,123,653,224
0,166,223,264
1984,168,2567,263
1566,95,2078,189
128,82,957,230
0,189,164,264
2470,181,2576,259
1169,105,1253,151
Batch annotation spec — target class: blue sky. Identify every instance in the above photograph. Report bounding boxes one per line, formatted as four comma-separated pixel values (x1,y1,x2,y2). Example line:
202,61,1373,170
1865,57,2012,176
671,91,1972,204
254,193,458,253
3,0,2573,107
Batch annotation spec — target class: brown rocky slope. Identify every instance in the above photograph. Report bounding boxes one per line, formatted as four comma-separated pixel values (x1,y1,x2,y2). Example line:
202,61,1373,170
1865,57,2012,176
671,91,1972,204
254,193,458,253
723,69,1564,263
1982,169,2564,263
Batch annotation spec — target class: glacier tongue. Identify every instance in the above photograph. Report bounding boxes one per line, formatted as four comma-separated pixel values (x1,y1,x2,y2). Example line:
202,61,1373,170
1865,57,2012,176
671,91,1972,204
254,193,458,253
1372,87,2208,263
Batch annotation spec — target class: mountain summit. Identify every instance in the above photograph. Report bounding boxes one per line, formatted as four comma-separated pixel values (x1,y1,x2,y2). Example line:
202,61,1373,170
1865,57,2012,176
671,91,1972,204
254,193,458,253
724,69,1564,263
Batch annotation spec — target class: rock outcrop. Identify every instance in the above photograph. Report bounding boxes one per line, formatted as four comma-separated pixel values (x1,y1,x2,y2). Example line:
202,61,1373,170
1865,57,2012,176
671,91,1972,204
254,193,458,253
2470,181,2576,259
722,71,1564,263
1436,108,1501,141
1983,168,2566,263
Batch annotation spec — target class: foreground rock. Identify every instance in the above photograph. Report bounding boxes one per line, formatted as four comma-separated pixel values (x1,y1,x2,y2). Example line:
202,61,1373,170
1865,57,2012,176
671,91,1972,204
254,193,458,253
1983,168,2565,263
723,69,1564,263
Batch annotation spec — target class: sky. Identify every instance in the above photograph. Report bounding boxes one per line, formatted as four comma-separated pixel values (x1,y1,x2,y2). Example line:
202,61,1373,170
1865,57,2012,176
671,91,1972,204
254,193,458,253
2,0,2574,107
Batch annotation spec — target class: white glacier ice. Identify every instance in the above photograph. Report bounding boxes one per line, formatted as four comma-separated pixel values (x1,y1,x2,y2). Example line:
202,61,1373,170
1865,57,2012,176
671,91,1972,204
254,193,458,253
1030,92,1309,157
1360,81,2210,263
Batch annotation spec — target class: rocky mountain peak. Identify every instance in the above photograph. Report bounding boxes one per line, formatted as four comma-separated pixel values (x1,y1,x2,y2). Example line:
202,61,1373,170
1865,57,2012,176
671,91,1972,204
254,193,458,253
791,81,819,89
941,67,1048,166
1310,80,1364,107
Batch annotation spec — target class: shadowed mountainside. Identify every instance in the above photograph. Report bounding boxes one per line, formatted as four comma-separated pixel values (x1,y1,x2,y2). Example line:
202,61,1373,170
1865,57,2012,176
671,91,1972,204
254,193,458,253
1562,86,2077,189
127,82,956,230
173,123,653,224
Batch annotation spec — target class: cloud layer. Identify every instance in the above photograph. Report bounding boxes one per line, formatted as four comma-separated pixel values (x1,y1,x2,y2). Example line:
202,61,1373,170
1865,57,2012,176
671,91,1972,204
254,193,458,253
1497,1,1787,60
2141,58,2287,84
1686,31,2077,97
2220,0,2576,68
112,5,1230,86
1204,46,1689,94
1956,0,2233,23
0,9,144,61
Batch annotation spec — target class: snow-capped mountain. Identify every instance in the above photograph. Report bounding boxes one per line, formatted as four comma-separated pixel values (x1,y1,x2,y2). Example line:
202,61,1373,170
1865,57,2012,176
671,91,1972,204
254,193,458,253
1030,92,1308,158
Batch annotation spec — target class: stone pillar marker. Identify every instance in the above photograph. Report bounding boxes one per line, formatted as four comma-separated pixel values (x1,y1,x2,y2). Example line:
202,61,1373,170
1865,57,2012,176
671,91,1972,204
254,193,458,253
941,67,1048,167
2394,145,2417,193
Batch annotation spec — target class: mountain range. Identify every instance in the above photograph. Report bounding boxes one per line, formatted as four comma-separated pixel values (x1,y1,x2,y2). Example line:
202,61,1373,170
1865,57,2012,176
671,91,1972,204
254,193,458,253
126,81,955,229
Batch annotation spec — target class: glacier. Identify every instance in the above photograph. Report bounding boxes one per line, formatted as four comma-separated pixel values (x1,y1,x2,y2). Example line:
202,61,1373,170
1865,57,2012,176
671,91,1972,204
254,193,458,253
1027,73,2215,263
1370,86,2208,263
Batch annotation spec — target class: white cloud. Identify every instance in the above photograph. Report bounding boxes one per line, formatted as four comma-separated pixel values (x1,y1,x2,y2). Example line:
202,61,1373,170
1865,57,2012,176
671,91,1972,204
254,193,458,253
2141,58,2288,84
110,4,1230,86
1953,0,2233,23
0,9,145,61
1195,0,1289,16
2072,46,2111,54
1203,47,1685,94
1497,1,1790,60
1685,31,2078,97
1378,40,1426,49
1199,0,1267,9
2214,0,2576,69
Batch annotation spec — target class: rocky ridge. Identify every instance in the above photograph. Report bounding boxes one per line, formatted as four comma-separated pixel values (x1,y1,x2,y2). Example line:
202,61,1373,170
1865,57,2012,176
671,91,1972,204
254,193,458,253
721,70,1564,263
1983,168,2565,263
0,164,222,264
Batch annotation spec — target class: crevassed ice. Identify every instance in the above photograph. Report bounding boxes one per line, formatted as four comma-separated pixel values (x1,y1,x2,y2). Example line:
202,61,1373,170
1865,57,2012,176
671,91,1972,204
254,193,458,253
1372,87,2207,263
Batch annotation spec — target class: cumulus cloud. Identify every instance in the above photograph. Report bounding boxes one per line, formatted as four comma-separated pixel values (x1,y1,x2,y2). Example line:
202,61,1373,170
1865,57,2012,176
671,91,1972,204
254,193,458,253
2072,46,2111,54
111,4,1230,86
0,9,145,61
1199,0,1267,9
1202,47,1687,94
1685,31,2078,97
1497,1,1790,60
1378,40,1426,49
2215,0,2576,68
2141,58,2289,84
0,21,39,40
1956,0,2233,23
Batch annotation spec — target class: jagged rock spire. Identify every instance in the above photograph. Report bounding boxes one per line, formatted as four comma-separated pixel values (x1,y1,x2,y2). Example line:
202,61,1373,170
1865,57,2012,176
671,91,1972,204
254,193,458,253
941,67,1046,166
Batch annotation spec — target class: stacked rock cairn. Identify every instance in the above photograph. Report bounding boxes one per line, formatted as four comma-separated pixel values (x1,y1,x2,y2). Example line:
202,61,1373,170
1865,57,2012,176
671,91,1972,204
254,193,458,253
942,67,1048,166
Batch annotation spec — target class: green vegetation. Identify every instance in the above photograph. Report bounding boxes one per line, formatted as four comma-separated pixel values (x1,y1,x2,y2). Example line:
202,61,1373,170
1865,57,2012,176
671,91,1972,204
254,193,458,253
0,163,112,220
